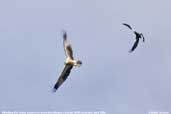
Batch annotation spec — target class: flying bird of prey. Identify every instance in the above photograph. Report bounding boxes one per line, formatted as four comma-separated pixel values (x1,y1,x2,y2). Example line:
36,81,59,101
53,31,82,92
123,23,145,53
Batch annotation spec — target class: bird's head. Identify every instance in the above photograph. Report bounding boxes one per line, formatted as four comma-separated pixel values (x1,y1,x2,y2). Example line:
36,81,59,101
76,60,82,67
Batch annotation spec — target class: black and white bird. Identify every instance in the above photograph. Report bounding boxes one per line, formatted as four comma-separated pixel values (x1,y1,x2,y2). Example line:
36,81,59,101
53,31,82,92
123,23,145,53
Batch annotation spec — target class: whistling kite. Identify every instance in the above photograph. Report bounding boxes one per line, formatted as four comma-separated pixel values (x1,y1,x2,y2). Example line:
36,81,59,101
53,31,82,92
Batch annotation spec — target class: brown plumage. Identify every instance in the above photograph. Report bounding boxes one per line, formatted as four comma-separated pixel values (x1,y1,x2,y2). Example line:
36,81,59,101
53,31,82,92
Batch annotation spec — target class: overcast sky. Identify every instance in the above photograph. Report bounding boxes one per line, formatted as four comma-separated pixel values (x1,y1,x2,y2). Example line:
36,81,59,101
0,0,171,114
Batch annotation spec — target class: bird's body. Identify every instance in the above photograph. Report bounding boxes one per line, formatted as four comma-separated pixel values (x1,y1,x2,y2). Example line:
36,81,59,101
123,23,145,52
134,31,141,38
65,57,81,66
53,31,82,92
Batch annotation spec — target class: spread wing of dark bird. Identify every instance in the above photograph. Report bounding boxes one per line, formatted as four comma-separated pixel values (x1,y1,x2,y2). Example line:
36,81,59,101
141,33,145,42
123,23,133,30
63,31,74,59
53,65,73,92
129,38,139,53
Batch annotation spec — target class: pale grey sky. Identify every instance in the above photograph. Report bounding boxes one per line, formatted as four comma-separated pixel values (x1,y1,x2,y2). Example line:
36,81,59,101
0,0,171,114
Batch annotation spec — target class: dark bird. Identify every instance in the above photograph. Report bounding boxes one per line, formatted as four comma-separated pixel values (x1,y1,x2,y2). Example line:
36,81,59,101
53,31,82,92
123,23,145,53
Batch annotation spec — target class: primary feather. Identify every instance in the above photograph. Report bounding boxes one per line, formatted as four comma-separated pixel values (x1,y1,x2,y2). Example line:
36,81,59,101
123,23,133,30
53,65,73,91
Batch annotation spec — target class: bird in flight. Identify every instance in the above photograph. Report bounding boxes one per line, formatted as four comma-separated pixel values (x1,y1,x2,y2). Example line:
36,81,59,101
53,31,82,92
123,23,145,53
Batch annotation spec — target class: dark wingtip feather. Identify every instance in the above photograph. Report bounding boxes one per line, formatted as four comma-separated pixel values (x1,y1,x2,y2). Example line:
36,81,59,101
53,84,59,92
52,83,60,92
122,23,126,25
63,33,67,39
123,23,132,30
62,30,67,39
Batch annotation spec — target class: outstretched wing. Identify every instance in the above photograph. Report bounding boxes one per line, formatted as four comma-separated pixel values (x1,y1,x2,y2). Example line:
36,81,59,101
53,65,73,91
123,23,132,30
63,31,74,59
129,38,139,53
